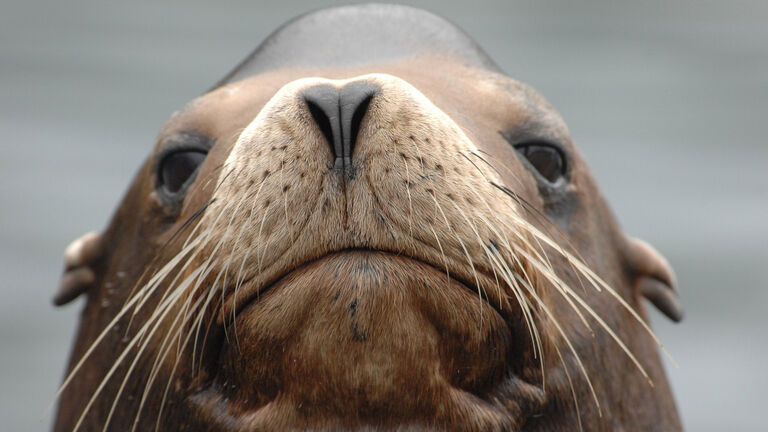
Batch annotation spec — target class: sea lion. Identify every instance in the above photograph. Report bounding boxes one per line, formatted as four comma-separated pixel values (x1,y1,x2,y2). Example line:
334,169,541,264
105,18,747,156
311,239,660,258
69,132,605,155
52,4,684,431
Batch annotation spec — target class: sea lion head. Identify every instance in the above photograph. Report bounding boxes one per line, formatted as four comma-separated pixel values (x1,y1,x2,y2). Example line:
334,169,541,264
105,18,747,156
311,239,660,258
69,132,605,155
53,4,683,431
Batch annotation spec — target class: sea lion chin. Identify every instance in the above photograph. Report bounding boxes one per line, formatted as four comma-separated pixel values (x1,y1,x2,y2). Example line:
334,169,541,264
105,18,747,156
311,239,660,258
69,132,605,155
53,4,683,431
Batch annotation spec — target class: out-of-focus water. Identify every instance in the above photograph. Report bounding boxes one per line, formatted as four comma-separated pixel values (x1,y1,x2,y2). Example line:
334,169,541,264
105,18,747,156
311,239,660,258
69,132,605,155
1,1,766,430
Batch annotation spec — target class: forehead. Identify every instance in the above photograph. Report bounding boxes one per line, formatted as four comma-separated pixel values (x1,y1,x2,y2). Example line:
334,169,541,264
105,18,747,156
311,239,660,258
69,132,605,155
212,3,502,85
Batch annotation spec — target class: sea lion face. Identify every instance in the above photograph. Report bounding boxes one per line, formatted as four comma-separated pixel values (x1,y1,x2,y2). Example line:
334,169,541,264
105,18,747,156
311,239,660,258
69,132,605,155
54,6,683,432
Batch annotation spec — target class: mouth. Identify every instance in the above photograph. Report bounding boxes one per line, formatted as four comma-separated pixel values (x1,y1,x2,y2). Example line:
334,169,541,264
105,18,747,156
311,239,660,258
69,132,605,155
223,247,510,322
187,248,541,430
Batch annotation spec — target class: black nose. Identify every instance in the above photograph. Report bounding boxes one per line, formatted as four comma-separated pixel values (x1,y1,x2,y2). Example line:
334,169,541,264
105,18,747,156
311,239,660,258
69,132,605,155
303,82,378,170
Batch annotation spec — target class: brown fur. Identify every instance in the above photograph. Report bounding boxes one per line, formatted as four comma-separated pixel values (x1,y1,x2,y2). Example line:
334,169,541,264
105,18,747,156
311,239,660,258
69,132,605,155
53,56,682,431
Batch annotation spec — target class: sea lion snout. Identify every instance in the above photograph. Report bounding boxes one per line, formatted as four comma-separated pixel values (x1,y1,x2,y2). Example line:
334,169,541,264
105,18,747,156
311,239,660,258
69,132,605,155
204,73,531,324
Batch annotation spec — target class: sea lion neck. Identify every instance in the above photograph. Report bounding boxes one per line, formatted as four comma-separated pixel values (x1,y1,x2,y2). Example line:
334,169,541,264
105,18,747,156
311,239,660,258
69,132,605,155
212,3,501,89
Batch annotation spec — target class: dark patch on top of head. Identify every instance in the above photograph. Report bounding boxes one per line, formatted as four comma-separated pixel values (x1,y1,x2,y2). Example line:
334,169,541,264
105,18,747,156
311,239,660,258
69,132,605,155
211,4,501,90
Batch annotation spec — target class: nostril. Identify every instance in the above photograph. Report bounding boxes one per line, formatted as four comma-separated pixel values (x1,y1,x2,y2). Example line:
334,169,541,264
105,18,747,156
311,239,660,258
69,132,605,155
303,85,342,167
348,94,373,159
340,82,378,164
306,99,336,159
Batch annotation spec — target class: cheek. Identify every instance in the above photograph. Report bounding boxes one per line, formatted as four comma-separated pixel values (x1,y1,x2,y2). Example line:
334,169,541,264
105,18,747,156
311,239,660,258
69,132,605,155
561,171,620,267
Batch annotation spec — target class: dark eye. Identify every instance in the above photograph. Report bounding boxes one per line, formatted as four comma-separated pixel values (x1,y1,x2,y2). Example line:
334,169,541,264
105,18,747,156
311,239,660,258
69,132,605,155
514,143,566,184
158,150,207,196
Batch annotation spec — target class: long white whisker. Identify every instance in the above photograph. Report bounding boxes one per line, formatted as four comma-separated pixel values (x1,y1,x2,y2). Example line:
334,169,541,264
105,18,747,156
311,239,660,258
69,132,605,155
132,278,217,432
512,271,602,415
482,240,544,382
50,234,206,414
392,139,416,251
70,266,202,432
428,192,485,329
153,282,221,432
103,265,207,432
555,343,583,432
516,247,653,386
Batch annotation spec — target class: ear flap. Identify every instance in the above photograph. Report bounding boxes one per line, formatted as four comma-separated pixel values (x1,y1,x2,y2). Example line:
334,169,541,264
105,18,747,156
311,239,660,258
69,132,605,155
624,236,684,322
53,231,104,306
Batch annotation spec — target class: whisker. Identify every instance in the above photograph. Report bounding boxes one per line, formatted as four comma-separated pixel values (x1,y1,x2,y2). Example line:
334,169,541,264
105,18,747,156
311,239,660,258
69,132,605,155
189,226,238,371
392,139,416,252
209,183,256,352
481,166,675,377
448,200,503,311
132,279,218,432
74,197,236,430
120,198,216,318
448,165,545,364
515,218,675,366
230,181,268,351
428,193,485,330
153,284,221,432
511,270,602,415
489,247,539,348
50,234,207,414
517,247,653,386
555,344,583,432
102,267,207,432
256,200,273,274
481,236,545,384
129,198,236,333
70,265,204,432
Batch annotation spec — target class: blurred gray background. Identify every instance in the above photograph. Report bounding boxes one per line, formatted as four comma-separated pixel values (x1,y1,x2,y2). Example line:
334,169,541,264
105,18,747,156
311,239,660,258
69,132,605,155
1,0,765,430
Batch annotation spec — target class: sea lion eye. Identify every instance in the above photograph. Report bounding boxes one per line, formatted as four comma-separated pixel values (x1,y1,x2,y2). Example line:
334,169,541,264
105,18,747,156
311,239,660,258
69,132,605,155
158,150,207,196
514,142,566,184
